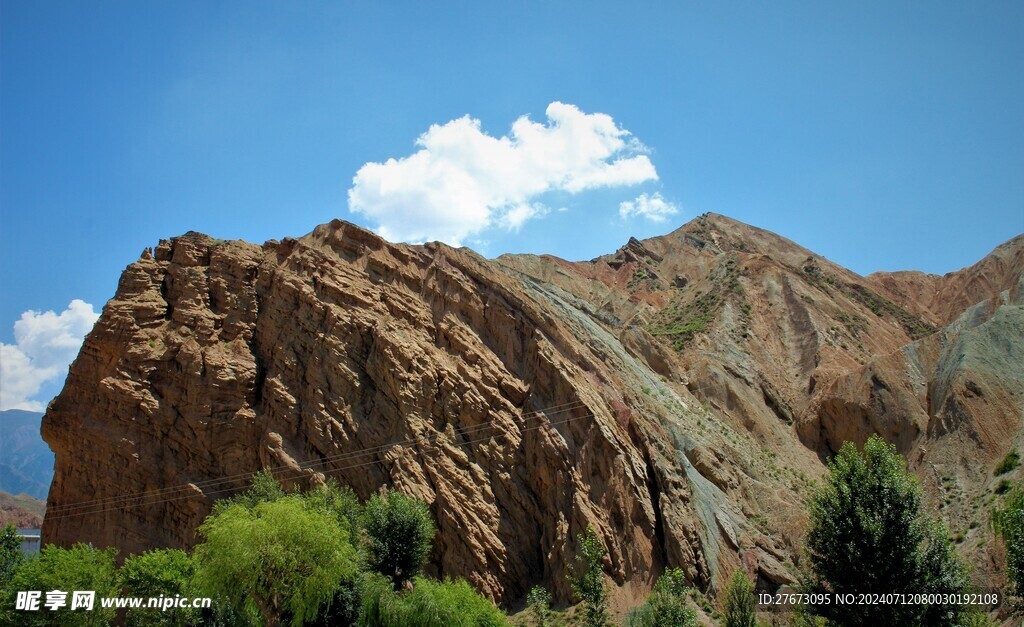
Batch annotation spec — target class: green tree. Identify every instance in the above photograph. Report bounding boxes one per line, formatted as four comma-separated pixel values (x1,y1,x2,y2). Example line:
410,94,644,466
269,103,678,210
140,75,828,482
525,585,549,625
308,578,361,627
358,572,506,627
918,517,971,625
0,523,22,590
806,435,969,626
305,479,365,542
992,479,1024,596
721,569,756,627
221,468,287,511
1,543,119,627
567,525,609,627
192,495,358,627
363,489,435,589
624,568,697,627
120,548,198,626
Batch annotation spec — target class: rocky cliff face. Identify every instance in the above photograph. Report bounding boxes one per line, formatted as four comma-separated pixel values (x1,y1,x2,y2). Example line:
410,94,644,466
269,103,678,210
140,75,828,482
41,214,1024,604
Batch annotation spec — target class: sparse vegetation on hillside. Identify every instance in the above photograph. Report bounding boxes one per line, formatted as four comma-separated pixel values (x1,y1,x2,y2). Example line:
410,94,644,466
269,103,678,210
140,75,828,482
995,448,1021,476
625,568,697,627
647,254,756,349
800,260,936,340
648,290,721,350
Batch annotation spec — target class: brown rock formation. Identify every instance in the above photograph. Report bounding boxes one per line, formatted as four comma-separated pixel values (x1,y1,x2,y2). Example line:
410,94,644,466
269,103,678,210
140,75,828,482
41,214,1024,605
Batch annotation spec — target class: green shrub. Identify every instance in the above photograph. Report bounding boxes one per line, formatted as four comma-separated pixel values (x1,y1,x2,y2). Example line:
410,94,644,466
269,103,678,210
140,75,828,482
363,489,435,589
995,448,1020,476
2,543,120,627
120,548,197,626
525,585,559,626
625,568,696,627
358,573,505,626
193,496,358,626
958,608,999,626
721,569,756,627
0,523,22,590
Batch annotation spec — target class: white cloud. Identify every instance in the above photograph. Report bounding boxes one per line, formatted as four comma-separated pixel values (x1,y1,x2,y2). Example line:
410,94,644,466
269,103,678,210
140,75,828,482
618,192,680,223
0,300,100,411
348,102,658,245
497,203,548,232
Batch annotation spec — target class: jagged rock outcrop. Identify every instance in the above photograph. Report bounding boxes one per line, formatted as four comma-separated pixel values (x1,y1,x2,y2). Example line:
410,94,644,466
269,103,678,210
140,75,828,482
41,214,1024,605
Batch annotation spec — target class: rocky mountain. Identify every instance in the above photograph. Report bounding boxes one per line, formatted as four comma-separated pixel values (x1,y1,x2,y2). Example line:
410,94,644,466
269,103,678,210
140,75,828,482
866,234,1024,327
0,490,45,529
0,409,53,501
40,214,1023,605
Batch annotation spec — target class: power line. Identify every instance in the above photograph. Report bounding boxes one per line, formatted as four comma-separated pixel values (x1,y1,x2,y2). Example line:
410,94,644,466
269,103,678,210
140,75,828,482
46,398,591,516
48,412,595,521
46,402,596,520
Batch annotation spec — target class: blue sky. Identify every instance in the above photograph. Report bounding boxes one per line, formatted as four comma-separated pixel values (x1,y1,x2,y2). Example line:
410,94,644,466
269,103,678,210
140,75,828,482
2,1,1023,409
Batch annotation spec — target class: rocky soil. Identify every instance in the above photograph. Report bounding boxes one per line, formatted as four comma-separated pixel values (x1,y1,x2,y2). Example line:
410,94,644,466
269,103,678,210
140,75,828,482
41,214,1024,605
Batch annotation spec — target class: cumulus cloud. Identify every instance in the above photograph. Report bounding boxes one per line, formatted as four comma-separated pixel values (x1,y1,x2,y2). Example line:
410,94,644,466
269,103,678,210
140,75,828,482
347,102,658,245
618,192,680,222
0,300,100,411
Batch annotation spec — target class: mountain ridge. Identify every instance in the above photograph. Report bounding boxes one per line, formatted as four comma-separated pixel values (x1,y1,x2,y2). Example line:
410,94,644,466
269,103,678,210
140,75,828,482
0,409,53,501
40,213,1024,604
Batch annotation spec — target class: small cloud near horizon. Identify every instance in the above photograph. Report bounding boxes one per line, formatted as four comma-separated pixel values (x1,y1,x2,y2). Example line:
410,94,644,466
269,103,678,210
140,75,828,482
347,102,659,246
0,300,99,411
619,192,680,223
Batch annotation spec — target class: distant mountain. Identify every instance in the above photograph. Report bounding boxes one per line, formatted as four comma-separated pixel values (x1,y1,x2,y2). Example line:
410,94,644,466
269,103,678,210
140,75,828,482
0,489,45,529
0,409,54,500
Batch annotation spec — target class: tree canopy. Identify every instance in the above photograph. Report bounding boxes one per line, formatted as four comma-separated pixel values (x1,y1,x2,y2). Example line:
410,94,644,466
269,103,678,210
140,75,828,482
806,435,969,625
362,489,435,590
120,548,198,626
193,495,358,627
2,543,119,627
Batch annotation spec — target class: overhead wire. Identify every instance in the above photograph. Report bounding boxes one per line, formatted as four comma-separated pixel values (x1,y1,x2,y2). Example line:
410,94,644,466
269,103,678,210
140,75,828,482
46,398,590,516
46,399,597,520
49,412,595,521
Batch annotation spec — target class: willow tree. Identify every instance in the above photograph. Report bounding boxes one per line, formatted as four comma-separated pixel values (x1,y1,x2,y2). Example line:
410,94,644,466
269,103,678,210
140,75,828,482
193,496,358,627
